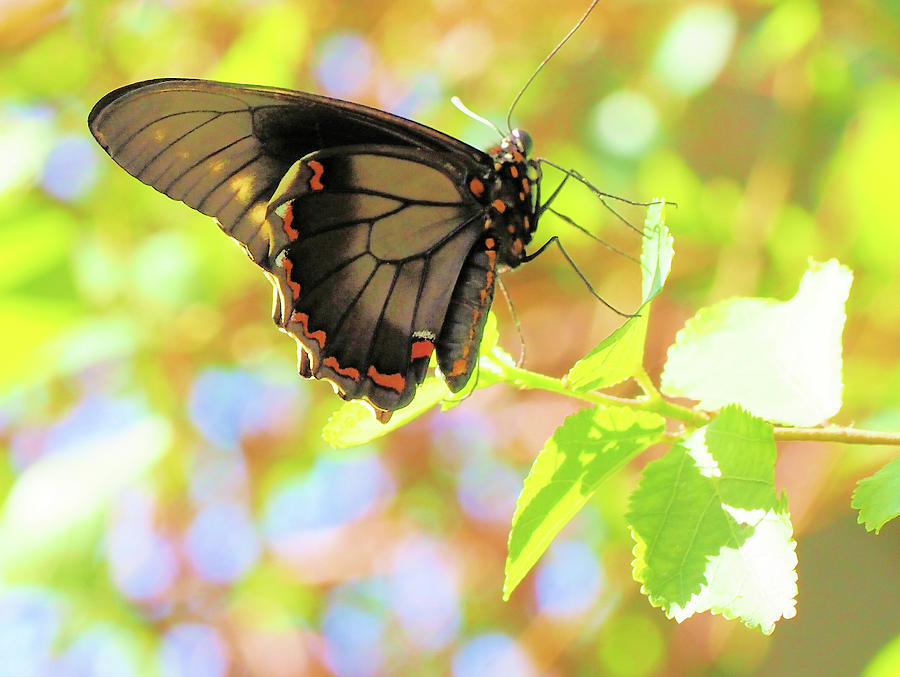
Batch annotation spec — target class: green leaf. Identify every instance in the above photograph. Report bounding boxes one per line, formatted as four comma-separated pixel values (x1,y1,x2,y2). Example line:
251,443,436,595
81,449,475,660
852,456,900,534
504,406,665,599
640,199,675,304
323,376,453,448
567,199,673,391
628,406,796,634
665,508,797,635
661,259,852,426
565,313,650,392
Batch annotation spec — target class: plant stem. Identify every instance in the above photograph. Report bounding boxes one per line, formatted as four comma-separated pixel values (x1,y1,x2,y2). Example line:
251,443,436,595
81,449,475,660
492,360,900,447
773,426,900,446
633,369,709,426
493,360,708,426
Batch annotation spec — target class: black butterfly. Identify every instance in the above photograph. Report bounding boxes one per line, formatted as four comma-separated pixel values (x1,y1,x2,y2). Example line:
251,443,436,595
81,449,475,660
89,79,542,422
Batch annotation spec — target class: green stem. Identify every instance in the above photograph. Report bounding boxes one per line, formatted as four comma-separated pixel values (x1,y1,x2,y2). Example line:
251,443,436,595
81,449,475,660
495,361,708,426
773,426,900,446
633,368,709,426
492,360,900,447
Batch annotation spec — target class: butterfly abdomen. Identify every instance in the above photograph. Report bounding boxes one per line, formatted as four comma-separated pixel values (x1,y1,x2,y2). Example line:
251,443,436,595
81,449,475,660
436,236,499,392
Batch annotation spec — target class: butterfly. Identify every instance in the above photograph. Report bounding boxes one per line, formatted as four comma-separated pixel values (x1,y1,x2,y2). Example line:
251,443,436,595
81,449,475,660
89,78,543,422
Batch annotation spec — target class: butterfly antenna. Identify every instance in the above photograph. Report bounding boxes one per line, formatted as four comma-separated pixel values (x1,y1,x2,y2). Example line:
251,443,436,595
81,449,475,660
506,0,600,131
451,96,504,139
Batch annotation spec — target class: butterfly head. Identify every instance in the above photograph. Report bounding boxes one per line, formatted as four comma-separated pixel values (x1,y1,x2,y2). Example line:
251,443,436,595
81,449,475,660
510,128,533,155
498,128,533,161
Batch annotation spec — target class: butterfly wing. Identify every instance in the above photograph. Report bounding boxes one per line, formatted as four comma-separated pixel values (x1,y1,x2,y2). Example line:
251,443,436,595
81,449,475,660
89,79,497,419
88,78,487,266
265,145,489,417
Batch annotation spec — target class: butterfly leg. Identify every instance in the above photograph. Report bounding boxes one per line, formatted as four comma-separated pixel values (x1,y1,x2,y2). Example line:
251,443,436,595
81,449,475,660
523,236,634,317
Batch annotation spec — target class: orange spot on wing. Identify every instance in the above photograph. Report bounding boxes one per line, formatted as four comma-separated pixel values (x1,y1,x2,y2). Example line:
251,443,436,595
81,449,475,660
486,250,497,266
291,311,326,348
484,237,495,249
411,339,434,360
367,365,405,393
510,166,519,178
282,258,301,299
513,150,524,162
492,199,506,214
469,178,485,197
282,202,298,241
324,356,361,381
512,239,523,255
450,358,469,377
307,160,325,191
480,270,494,303
523,216,531,231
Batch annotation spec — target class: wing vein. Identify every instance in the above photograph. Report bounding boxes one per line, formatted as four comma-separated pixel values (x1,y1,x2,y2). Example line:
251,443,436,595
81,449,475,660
160,133,255,193
196,155,265,213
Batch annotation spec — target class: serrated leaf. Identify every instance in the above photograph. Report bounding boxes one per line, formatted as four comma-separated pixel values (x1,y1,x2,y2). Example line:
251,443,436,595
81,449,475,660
629,442,747,605
667,508,797,635
661,259,852,426
504,406,665,599
628,406,796,633
852,456,900,534
568,199,672,391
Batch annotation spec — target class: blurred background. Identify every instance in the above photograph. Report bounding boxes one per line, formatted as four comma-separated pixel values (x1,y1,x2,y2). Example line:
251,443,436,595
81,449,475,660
2,0,900,675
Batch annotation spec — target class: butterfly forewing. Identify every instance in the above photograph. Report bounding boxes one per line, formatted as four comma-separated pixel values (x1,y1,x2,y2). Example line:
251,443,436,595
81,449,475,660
88,79,487,266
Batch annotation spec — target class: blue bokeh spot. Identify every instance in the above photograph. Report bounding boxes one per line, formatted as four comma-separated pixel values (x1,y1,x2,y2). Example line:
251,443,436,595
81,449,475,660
315,32,374,98
534,539,602,617
184,502,260,584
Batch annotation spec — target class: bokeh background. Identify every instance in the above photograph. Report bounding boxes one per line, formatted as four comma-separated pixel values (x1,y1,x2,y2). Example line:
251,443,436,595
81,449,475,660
2,0,900,675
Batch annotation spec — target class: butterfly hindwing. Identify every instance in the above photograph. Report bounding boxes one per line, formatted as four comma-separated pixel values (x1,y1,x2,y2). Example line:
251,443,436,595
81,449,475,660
263,146,489,415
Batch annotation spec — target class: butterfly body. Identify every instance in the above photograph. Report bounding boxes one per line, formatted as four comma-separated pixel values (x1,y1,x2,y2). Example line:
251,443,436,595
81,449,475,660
89,79,541,421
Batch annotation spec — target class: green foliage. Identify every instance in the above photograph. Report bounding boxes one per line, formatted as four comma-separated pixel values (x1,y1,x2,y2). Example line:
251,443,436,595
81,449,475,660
324,312,503,446
661,259,852,426
334,200,897,634
5,1,900,668
852,456,900,534
567,200,672,391
504,405,665,599
629,406,796,634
